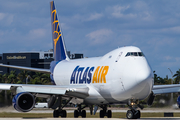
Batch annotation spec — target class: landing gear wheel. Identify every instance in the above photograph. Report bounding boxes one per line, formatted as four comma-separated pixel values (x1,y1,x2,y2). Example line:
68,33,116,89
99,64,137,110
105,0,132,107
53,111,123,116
82,110,86,118
107,110,112,118
100,110,105,118
61,110,67,118
126,110,134,119
74,110,79,118
53,110,59,118
136,110,140,119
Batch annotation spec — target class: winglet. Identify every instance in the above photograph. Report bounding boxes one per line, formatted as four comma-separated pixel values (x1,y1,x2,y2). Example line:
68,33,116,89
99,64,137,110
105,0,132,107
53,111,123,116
50,1,69,61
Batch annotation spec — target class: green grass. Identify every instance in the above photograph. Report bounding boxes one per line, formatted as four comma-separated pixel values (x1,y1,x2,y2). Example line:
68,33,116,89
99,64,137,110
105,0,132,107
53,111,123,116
0,112,180,118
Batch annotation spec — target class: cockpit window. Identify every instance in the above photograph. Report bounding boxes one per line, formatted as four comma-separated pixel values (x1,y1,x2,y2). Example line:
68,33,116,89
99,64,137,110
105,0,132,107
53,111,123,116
138,52,144,56
126,52,130,56
125,52,144,57
134,52,138,56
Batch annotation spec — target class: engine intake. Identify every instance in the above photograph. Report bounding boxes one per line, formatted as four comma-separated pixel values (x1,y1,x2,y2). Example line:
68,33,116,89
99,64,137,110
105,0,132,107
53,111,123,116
177,96,180,108
12,92,35,112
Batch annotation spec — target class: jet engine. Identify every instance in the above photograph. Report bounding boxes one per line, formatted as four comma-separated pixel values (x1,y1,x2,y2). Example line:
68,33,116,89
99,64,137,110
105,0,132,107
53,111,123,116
12,92,35,112
177,96,180,108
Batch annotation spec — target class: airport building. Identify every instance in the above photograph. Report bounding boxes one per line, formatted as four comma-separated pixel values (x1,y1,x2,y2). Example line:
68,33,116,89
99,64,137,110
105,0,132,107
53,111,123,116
0,50,83,74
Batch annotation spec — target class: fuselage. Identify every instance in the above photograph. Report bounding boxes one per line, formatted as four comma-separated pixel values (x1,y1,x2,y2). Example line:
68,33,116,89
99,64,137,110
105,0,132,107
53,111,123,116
53,46,154,104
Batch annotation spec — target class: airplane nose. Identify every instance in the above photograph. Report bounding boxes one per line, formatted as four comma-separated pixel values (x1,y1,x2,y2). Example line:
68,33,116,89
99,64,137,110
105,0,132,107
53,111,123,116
136,68,152,84
135,67,153,98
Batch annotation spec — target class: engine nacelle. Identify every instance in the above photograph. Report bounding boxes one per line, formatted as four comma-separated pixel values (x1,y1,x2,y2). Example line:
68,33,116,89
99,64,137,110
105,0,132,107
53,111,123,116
177,96,180,108
12,92,35,112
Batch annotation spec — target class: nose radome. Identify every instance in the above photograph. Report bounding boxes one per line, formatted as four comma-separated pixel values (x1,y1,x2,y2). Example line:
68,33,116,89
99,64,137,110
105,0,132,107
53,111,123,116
136,68,152,84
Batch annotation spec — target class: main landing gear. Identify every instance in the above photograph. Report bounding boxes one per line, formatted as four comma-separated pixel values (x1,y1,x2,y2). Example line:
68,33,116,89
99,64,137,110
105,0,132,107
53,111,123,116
126,99,143,119
73,104,112,118
74,104,87,118
51,96,72,118
53,109,67,118
99,105,112,118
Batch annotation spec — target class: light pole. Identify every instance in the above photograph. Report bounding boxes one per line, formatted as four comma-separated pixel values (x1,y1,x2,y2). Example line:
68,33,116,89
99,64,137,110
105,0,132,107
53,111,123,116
168,68,173,104
26,75,31,84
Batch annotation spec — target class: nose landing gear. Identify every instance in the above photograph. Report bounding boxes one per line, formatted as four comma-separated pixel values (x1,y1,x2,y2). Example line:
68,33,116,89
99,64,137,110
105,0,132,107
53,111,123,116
126,109,140,119
126,99,143,119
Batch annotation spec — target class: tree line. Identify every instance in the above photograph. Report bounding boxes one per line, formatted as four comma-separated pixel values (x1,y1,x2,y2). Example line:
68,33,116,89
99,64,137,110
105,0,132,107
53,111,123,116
154,69,180,85
0,70,52,85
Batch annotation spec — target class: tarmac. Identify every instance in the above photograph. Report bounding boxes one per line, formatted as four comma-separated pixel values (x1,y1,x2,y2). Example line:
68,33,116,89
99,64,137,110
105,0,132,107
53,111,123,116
0,106,180,120
0,118,180,120
1,106,180,113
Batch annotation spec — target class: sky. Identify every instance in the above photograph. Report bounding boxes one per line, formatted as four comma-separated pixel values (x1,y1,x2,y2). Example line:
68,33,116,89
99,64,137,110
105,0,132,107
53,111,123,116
0,0,180,78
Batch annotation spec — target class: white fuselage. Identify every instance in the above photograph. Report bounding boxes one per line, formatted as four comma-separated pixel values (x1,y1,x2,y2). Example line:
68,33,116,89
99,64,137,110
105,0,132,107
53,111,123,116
53,46,154,104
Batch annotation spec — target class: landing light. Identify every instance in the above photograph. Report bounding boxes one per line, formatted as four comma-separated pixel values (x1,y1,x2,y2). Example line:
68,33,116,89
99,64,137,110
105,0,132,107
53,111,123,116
131,102,135,106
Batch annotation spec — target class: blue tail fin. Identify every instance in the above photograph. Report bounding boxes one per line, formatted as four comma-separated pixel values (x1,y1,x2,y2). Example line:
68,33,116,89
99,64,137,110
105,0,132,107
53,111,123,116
50,1,69,61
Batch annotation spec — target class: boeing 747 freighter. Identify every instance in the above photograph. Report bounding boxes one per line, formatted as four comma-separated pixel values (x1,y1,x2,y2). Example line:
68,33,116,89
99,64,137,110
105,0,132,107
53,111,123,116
0,1,180,119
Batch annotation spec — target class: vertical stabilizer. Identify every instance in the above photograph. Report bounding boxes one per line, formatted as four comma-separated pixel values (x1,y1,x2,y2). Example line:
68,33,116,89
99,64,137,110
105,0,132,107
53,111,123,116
50,1,69,61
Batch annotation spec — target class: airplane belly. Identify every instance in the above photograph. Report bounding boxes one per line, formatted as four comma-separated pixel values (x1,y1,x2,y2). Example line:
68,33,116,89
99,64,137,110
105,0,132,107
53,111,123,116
99,79,152,103
84,85,109,104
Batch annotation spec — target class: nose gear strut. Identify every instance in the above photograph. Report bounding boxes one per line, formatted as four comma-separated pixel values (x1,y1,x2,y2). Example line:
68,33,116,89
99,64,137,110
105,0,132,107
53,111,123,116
126,99,143,119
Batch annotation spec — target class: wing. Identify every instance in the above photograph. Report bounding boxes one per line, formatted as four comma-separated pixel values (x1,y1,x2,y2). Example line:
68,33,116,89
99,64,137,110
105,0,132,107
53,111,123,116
0,64,50,74
0,83,89,99
152,84,180,95
0,83,89,112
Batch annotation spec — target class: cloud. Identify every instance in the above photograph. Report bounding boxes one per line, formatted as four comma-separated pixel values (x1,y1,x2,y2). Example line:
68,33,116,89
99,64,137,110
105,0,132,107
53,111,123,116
85,13,103,21
0,13,5,20
0,13,14,26
60,23,70,30
148,38,174,46
28,28,47,39
161,57,180,68
164,56,172,61
158,55,180,70
141,11,153,21
86,29,113,45
4,2,28,11
161,26,180,34
68,12,103,23
104,1,154,24
110,5,137,18
0,30,4,36
116,34,133,45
